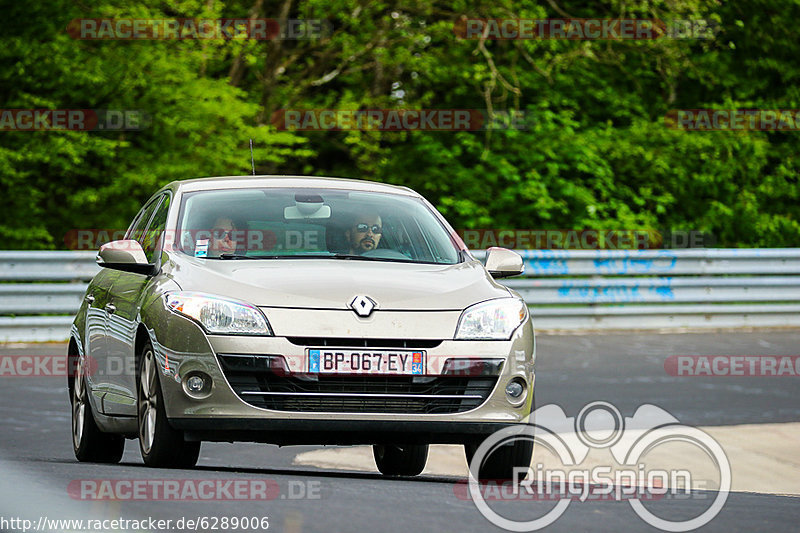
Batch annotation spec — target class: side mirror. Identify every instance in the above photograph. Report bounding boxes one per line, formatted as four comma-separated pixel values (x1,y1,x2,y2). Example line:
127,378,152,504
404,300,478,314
484,247,524,278
97,240,157,275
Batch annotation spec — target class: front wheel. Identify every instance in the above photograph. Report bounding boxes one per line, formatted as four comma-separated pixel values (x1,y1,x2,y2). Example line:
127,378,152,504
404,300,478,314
137,342,200,468
373,444,428,476
72,355,124,463
464,438,534,481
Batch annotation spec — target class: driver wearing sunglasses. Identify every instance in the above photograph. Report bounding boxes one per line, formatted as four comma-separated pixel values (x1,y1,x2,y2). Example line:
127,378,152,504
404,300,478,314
346,212,383,254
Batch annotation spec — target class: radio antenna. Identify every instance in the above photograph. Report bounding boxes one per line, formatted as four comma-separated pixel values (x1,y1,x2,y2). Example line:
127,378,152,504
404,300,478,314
249,138,256,175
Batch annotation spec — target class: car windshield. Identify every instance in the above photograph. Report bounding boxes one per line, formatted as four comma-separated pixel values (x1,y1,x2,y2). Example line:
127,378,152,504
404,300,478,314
175,187,462,264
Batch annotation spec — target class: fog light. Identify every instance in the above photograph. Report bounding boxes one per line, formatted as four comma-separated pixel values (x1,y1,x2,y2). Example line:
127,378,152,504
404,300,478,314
182,371,212,399
506,380,524,398
505,377,526,405
187,375,205,393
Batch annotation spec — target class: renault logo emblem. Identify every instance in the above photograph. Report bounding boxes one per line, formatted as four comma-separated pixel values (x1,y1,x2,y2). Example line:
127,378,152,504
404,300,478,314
349,295,377,317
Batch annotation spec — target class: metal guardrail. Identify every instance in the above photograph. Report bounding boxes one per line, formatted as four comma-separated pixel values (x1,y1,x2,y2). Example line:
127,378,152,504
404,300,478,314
0,284,90,314
0,252,100,342
474,248,800,276
472,249,800,330
1,249,799,342
0,251,100,281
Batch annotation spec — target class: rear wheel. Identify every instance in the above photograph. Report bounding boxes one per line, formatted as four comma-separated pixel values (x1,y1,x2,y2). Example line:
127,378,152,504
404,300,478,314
71,355,124,463
137,342,200,468
373,444,428,476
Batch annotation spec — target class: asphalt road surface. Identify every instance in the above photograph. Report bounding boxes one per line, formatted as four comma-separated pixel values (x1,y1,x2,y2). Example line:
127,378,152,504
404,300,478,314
1,330,798,532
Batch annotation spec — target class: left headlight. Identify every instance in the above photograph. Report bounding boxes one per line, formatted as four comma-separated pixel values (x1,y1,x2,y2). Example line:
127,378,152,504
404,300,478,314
455,298,527,340
165,292,273,335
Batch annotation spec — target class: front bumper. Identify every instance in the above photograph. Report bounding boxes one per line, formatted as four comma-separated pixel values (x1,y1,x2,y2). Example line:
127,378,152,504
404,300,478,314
153,310,535,444
172,419,529,445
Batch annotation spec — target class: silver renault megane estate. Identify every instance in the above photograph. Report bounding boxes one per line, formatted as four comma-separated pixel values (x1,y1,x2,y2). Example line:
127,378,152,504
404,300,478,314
69,176,535,478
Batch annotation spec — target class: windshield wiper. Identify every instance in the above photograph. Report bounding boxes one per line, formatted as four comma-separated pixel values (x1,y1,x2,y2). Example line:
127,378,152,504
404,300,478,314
329,253,415,263
329,253,379,261
218,253,336,260
217,253,415,262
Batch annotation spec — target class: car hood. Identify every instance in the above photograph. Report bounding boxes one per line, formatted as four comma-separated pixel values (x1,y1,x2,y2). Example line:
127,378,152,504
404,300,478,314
166,255,510,310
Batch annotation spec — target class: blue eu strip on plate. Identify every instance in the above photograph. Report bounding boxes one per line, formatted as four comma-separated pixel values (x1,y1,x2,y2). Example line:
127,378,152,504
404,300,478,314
309,349,321,372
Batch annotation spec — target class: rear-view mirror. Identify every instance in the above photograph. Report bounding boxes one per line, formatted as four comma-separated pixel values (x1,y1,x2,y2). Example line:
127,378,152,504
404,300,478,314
284,193,331,219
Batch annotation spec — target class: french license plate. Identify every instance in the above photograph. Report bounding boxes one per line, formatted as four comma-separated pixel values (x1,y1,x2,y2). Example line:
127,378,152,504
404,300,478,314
307,349,425,375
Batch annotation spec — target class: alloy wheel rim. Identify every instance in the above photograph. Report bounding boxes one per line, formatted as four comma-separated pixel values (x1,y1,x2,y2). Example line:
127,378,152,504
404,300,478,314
138,348,158,454
71,356,85,449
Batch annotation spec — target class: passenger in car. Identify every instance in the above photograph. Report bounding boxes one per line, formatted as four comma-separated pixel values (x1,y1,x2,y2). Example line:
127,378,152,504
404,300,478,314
208,216,239,257
345,212,382,254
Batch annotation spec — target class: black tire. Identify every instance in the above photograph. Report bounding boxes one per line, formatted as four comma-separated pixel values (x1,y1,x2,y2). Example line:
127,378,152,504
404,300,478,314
373,444,429,476
137,341,200,468
72,356,125,463
465,438,534,481
466,392,537,480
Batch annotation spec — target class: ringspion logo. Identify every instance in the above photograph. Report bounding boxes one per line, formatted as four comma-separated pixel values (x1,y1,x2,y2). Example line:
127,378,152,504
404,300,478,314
467,402,730,531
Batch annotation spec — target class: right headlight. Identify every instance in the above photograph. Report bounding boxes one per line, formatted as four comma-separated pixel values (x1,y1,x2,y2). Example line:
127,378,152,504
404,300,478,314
165,292,273,336
455,298,527,340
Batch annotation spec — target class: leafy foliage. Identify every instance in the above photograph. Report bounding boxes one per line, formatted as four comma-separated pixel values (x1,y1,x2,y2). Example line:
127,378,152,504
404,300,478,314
1,0,797,248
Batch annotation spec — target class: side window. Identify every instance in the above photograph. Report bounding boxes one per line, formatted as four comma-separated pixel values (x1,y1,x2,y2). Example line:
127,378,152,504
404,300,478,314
142,195,170,263
125,205,146,239
128,197,161,244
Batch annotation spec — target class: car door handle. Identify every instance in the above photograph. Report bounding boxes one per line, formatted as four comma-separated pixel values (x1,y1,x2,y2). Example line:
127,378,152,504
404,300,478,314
104,303,116,314
85,294,95,304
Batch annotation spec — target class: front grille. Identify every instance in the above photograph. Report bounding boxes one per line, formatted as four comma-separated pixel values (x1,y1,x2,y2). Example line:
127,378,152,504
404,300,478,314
218,354,497,414
286,337,442,349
